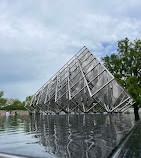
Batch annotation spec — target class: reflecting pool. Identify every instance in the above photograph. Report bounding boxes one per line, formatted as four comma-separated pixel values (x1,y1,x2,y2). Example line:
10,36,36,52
0,114,135,158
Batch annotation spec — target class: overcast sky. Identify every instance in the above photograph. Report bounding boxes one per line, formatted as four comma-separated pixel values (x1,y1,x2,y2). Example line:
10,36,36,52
0,0,141,100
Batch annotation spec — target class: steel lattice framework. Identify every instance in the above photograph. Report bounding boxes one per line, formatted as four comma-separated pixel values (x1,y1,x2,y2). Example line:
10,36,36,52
25,46,135,114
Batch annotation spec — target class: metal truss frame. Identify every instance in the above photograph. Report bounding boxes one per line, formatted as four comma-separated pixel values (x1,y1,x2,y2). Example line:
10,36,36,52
25,46,135,114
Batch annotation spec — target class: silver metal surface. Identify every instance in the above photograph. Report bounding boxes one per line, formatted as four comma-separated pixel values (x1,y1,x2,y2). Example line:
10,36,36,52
25,46,135,114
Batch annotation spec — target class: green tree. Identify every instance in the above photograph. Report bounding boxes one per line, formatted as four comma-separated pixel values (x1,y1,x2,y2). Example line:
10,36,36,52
4,98,22,113
23,96,33,111
0,91,7,108
101,38,141,120
3,98,26,111
0,91,4,98
0,90,32,111
25,96,32,103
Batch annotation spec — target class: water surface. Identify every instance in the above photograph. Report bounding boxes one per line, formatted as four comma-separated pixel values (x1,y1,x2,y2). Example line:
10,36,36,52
0,114,135,158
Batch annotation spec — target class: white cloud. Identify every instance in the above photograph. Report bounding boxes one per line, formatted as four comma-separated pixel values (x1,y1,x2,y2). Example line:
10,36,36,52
0,0,141,99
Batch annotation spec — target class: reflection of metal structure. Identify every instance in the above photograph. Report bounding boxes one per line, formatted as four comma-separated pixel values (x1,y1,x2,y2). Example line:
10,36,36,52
25,46,135,114
27,114,133,158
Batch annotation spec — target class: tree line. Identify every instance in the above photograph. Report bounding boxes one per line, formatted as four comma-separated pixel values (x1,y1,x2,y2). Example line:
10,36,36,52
0,91,32,111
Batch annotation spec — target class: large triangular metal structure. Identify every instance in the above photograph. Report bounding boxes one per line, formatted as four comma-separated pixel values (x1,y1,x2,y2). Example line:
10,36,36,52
25,46,135,114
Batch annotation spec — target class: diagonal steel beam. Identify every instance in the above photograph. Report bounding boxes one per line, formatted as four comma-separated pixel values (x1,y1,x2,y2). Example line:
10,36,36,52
77,58,92,97
120,101,135,113
67,66,72,100
117,100,135,112
110,97,130,112
55,75,59,102
70,100,84,113
86,103,99,113
91,77,115,97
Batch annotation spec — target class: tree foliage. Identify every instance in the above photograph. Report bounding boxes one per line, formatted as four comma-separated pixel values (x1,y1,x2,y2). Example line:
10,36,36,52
101,38,141,109
0,90,32,111
0,91,7,107
0,91,4,98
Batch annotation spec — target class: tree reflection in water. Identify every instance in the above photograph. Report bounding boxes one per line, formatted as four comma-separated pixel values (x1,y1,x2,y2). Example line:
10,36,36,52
26,114,134,158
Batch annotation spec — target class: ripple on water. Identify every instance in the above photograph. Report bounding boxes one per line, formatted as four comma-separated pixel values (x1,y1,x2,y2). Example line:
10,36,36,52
0,114,135,158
